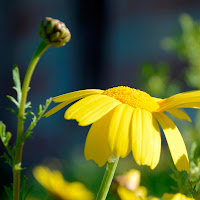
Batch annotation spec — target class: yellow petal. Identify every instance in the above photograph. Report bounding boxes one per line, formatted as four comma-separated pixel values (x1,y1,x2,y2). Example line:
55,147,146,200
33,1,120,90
136,186,148,198
154,112,189,173
108,104,133,158
162,193,194,200
132,109,161,169
53,89,104,102
65,94,121,126
152,97,162,102
66,182,94,200
158,90,200,111
53,89,104,103
176,102,200,108
33,166,65,191
166,108,191,122
84,111,113,167
117,186,141,200
44,90,104,117
33,166,93,200
44,101,70,117
115,169,141,191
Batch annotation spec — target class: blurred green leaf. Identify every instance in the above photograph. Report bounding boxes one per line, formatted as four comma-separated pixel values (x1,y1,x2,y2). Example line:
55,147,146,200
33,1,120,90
0,121,12,147
21,176,33,200
1,152,13,167
162,14,200,89
168,149,189,195
4,185,13,200
12,65,22,103
6,95,19,107
139,62,181,98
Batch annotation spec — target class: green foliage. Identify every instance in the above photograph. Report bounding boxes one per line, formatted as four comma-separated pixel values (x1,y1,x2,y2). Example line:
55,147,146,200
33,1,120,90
139,62,181,98
12,65,22,104
0,121,14,167
162,14,200,89
189,141,200,197
4,176,34,200
7,65,22,114
188,181,200,199
23,98,52,140
1,64,52,199
168,150,190,195
20,176,33,200
0,121,12,148
7,65,33,117
4,185,13,200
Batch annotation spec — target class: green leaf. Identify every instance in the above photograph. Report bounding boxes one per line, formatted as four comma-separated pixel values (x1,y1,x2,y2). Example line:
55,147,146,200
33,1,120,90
7,108,18,116
4,185,13,200
3,132,12,147
12,65,22,103
0,121,6,137
6,95,19,107
23,185,33,200
24,98,52,140
1,152,13,167
24,101,33,116
0,121,12,147
20,176,33,200
188,180,200,199
25,110,34,116
21,176,28,200
25,101,32,109
168,149,189,194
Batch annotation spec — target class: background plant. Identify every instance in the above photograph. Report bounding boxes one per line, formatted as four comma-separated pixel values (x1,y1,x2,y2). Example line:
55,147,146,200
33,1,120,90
0,17,71,200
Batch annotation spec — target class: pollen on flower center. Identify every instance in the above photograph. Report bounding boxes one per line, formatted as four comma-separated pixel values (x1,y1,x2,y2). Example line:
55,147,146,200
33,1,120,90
103,86,159,112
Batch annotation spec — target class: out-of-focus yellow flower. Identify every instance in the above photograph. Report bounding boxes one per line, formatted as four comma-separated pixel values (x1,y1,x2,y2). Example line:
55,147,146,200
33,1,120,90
115,169,159,200
162,193,194,200
117,186,159,200
44,86,200,172
115,169,147,197
117,186,144,200
33,166,94,200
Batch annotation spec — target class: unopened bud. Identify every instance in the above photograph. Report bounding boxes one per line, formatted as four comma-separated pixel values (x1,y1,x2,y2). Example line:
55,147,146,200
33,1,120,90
39,17,71,47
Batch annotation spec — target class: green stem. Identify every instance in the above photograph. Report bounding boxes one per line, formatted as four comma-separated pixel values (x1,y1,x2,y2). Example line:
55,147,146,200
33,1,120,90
13,40,50,200
96,157,119,200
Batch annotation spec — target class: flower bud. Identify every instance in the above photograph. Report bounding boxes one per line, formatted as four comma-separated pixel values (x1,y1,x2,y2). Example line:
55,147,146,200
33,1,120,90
39,17,71,47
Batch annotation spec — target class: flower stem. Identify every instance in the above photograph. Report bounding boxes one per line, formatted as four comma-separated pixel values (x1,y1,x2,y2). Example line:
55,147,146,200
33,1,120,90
96,157,119,200
13,40,50,200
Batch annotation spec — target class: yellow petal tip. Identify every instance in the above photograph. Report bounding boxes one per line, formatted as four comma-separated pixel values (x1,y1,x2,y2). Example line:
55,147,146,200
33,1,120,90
175,154,189,173
43,112,51,118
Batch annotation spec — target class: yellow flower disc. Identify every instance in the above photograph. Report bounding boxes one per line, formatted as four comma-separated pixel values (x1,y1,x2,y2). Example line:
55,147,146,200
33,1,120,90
103,86,159,112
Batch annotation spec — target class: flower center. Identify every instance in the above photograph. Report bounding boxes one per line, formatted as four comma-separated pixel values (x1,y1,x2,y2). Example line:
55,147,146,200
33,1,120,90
103,86,159,112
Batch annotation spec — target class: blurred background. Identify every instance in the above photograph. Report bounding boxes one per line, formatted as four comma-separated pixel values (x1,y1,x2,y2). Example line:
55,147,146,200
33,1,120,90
1,0,200,199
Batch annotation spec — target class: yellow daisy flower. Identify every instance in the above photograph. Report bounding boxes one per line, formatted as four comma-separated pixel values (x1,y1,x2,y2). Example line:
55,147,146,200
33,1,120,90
44,86,200,172
33,166,94,200
162,193,194,200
